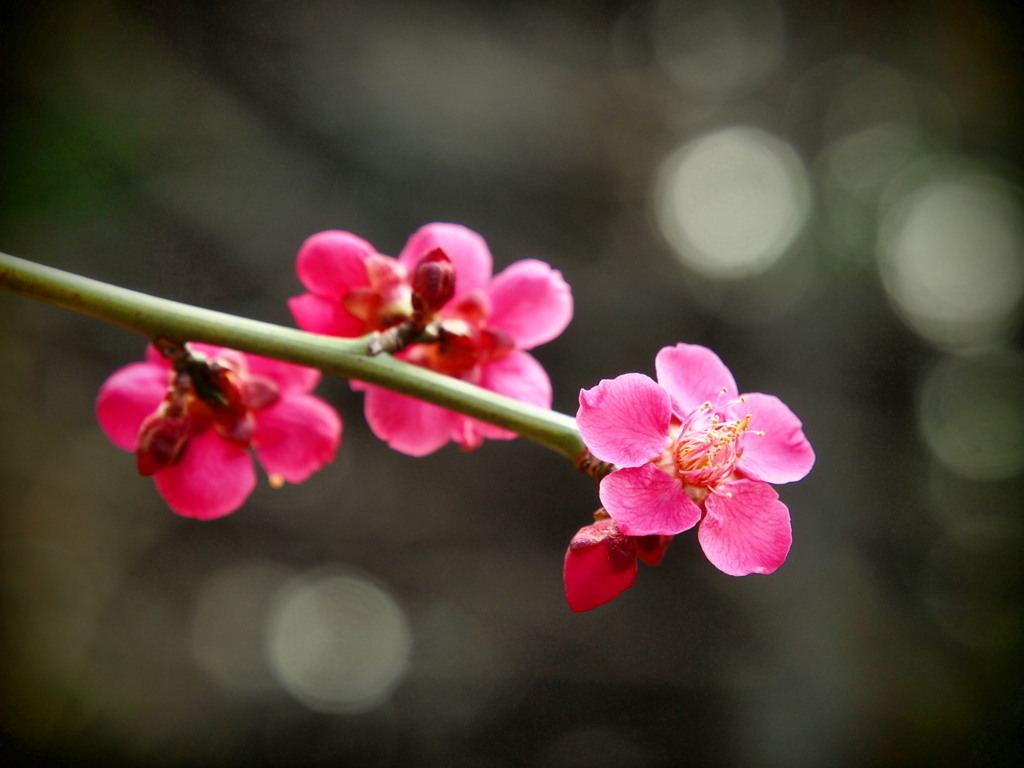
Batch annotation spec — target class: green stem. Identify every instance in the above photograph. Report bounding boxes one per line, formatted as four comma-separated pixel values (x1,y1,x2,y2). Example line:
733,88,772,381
0,251,585,461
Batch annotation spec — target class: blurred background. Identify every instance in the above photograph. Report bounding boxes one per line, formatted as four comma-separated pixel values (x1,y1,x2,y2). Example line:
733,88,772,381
1,1,1022,765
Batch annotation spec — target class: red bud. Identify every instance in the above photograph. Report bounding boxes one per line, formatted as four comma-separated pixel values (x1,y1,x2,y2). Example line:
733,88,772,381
412,248,456,314
136,408,190,476
563,519,638,612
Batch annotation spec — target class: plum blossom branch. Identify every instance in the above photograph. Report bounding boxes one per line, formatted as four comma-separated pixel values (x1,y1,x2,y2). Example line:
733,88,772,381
0,250,584,461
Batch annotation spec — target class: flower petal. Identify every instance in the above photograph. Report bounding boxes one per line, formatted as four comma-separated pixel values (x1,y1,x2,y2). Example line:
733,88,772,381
154,431,256,520
563,520,638,612
253,393,342,483
295,230,375,298
243,353,321,394
483,350,552,407
577,374,671,466
288,292,367,338
362,385,455,457
655,343,739,414
398,223,492,298
698,479,792,576
453,351,553,445
96,361,170,451
600,464,701,536
487,259,573,350
730,393,815,483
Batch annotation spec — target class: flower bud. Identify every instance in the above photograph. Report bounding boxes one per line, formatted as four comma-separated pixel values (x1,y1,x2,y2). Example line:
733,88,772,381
136,407,190,476
563,518,638,612
411,248,456,314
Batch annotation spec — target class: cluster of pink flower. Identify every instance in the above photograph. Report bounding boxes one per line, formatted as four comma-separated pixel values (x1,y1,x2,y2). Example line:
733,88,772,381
97,223,813,612
288,223,573,455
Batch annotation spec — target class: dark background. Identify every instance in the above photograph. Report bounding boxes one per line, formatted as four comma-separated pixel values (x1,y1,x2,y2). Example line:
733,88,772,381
1,1,1022,765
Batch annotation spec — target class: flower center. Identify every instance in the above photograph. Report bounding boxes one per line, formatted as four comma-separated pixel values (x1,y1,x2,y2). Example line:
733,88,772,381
342,255,413,331
135,350,281,475
668,400,753,489
404,291,513,377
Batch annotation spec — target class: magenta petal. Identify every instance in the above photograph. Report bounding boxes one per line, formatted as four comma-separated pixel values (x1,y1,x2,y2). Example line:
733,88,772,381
253,394,342,483
96,361,170,451
363,385,455,457
487,259,573,350
699,479,792,576
577,374,671,466
295,230,375,298
481,351,552,408
154,431,256,520
600,464,701,536
449,415,506,449
243,353,321,394
288,293,367,338
398,223,492,298
144,344,165,364
731,393,815,484
455,352,553,445
563,529,638,613
655,343,739,414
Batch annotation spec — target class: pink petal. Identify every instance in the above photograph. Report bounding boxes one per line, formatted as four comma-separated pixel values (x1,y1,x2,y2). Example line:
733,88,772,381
295,230,375,299
449,351,554,445
449,415,504,449
187,342,230,361
253,393,342,483
655,344,739,414
563,520,638,612
242,352,321,394
96,361,170,451
487,259,573,350
398,223,492,298
450,415,514,448
362,385,455,457
153,431,256,520
698,479,792,576
577,374,671,467
288,292,367,338
729,393,815,484
480,350,552,408
600,464,702,536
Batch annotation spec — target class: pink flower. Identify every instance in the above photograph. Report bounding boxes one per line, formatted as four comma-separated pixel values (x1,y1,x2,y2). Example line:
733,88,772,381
563,515,672,612
576,344,814,576
289,223,573,456
96,343,342,520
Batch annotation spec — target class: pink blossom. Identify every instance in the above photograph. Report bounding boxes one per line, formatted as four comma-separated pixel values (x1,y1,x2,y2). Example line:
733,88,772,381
96,344,342,520
289,223,573,456
563,515,672,612
576,344,814,576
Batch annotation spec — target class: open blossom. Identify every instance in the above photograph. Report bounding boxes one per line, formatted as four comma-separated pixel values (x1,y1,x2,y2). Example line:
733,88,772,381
96,343,341,520
577,343,814,576
563,514,672,612
289,223,573,456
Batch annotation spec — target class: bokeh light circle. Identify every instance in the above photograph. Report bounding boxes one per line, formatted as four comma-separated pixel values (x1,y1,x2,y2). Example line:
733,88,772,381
655,126,811,279
878,168,1024,349
266,567,412,714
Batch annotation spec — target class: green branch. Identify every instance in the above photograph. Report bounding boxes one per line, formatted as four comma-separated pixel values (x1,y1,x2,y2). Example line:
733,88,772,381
0,251,584,461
